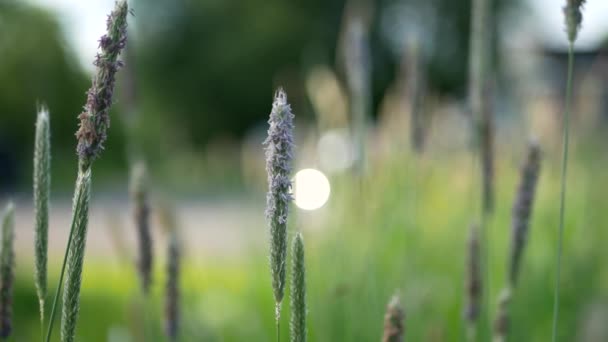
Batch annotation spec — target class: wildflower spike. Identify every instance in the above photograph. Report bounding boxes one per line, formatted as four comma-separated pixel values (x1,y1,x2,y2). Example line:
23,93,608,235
34,106,51,323
76,0,129,167
290,233,307,342
264,88,295,320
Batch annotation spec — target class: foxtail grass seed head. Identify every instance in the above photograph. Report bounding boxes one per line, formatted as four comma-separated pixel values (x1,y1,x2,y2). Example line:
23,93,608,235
465,224,481,324
34,106,51,317
290,233,307,342
130,161,153,294
264,88,295,318
164,231,181,342
509,141,541,287
60,169,92,342
563,0,586,43
76,0,129,167
382,295,405,342
493,288,512,342
0,203,15,338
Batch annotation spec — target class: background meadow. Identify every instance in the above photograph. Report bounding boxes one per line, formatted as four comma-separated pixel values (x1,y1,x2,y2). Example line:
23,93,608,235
1,0,608,341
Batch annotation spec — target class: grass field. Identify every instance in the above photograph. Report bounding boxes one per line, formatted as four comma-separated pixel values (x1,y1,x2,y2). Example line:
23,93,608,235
9,133,608,341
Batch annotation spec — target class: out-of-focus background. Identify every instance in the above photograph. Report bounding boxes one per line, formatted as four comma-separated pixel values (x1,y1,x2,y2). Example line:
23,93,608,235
1,0,608,340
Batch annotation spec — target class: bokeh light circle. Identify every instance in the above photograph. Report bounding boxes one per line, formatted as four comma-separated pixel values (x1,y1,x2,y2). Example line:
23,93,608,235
293,169,331,210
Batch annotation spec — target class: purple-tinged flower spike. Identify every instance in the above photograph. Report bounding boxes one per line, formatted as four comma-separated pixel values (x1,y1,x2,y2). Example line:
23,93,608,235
76,0,129,168
563,0,586,43
130,161,153,294
508,140,541,287
263,88,295,322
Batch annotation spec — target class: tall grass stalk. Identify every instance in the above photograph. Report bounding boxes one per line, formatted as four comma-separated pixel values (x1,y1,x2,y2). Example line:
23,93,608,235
382,295,405,342
264,89,295,341
45,180,84,342
45,2,128,341
553,1,584,340
341,2,372,174
551,42,573,342
34,106,51,338
468,0,493,336
469,0,494,215
0,203,15,339
290,233,306,342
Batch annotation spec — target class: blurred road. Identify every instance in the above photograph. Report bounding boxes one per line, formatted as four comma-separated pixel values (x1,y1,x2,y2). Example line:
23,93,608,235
11,197,265,264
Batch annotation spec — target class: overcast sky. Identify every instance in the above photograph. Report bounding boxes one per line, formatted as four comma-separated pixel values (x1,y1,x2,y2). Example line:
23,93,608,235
26,0,608,70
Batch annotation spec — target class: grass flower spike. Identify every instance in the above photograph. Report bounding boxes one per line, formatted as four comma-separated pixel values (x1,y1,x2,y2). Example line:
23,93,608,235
465,224,481,336
60,170,92,342
264,88,295,325
75,0,129,169
34,106,51,325
0,203,15,338
130,161,153,294
382,295,405,342
164,230,181,342
563,0,586,43
493,288,512,342
493,141,541,341
290,233,307,342
509,141,541,286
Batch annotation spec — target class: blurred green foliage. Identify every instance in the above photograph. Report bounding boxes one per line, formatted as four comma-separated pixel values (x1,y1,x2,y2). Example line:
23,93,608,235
0,1,89,189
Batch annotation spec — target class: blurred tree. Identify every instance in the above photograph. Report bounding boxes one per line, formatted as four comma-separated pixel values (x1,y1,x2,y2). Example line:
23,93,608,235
132,0,346,148
132,0,514,150
0,1,90,190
